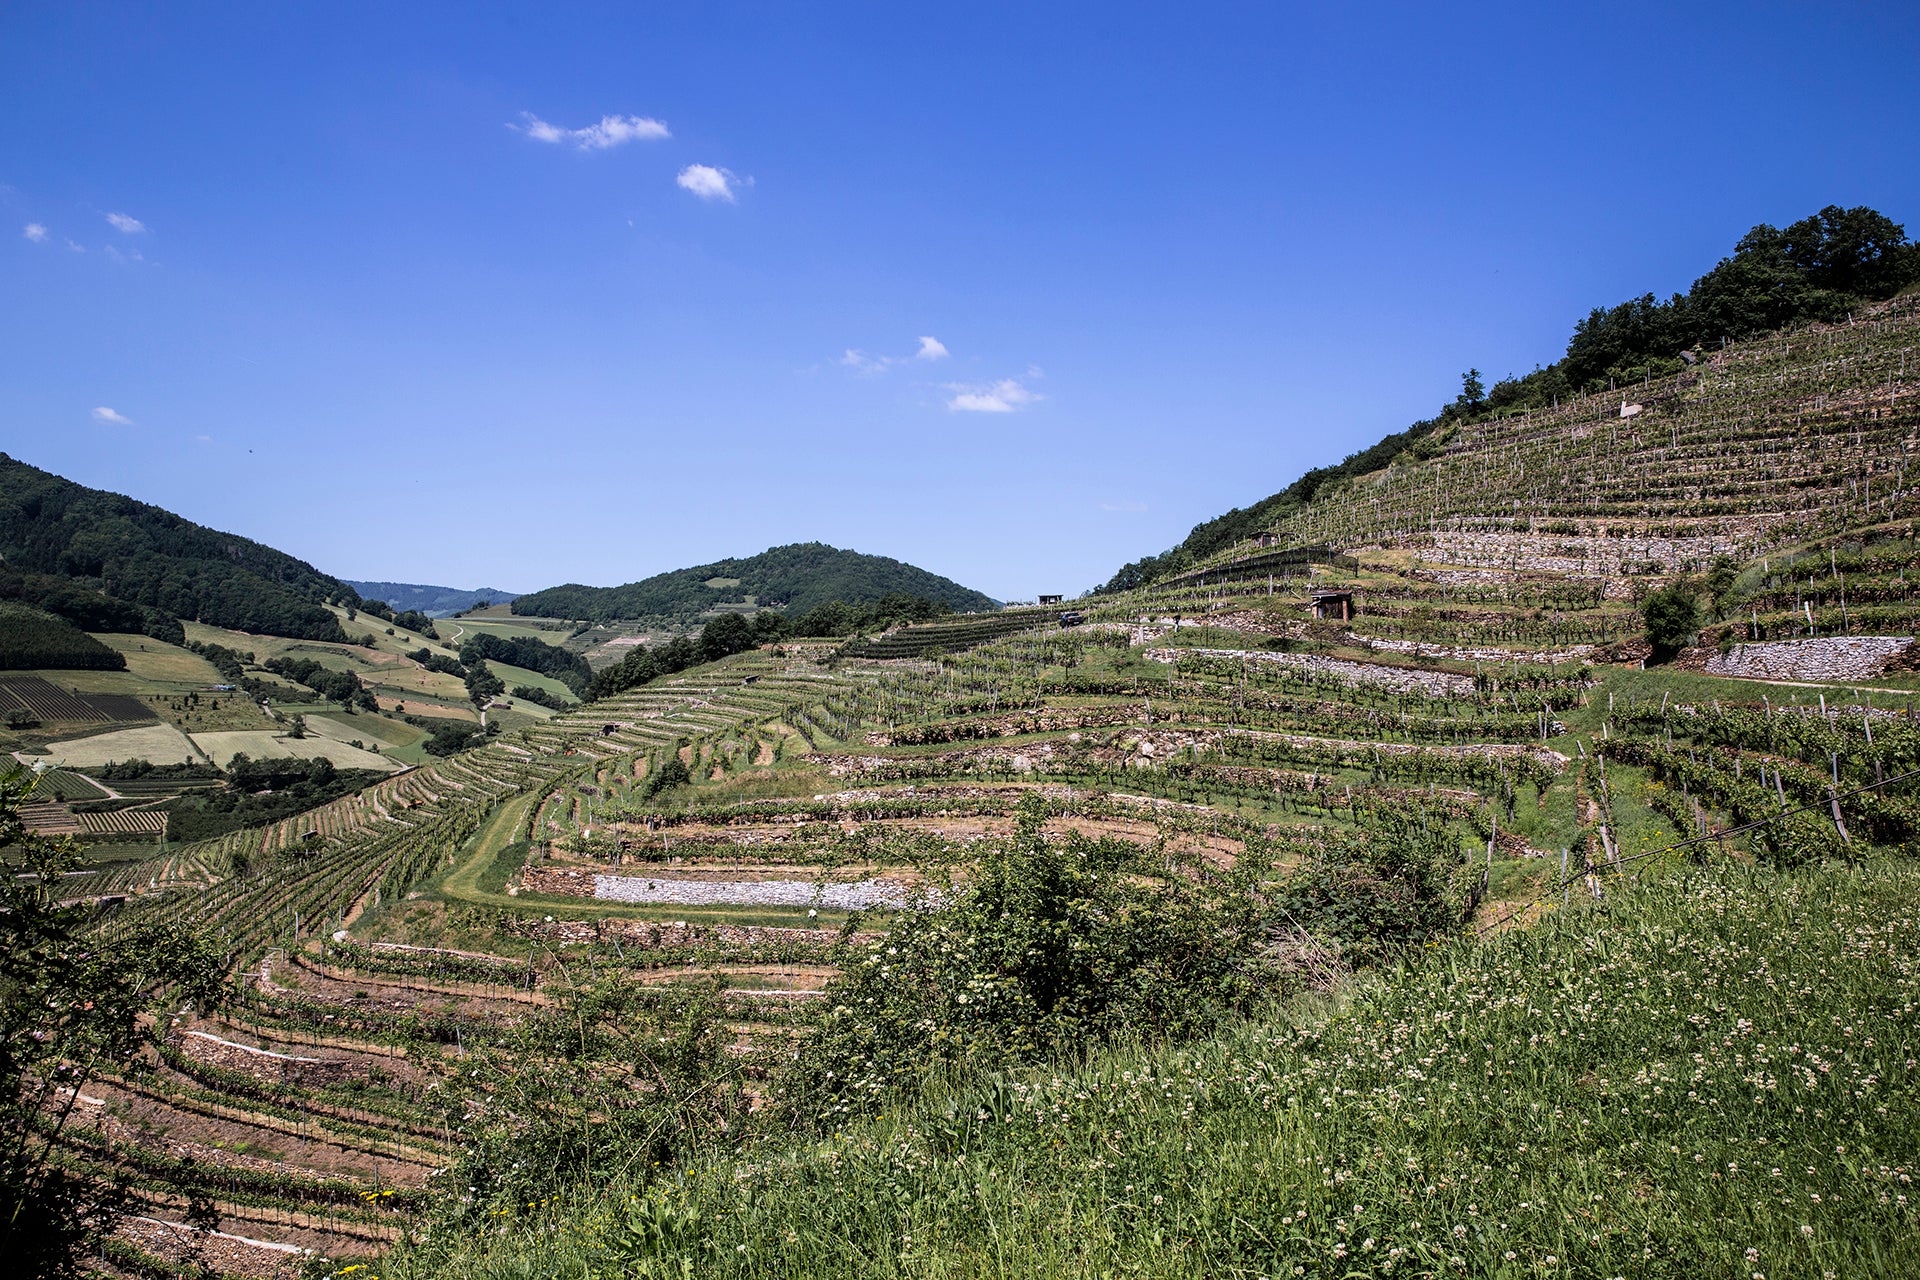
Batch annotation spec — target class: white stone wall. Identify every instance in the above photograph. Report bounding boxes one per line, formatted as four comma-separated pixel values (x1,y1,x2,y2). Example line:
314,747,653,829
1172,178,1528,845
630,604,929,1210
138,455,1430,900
1704,637,1913,682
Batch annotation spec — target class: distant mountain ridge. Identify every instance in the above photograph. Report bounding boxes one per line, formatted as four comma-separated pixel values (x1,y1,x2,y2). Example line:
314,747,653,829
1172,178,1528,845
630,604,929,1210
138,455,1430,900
513,542,998,622
344,581,521,618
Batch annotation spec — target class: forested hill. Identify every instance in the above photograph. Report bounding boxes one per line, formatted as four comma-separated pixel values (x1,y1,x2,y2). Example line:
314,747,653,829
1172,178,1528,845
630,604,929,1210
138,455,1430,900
1101,203,1920,593
344,581,521,617
0,453,356,641
513,542,998,622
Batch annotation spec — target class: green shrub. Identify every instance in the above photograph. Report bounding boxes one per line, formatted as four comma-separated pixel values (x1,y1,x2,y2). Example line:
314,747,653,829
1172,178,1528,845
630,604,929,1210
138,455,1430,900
1642,582,1701,658
775,795,1276,1125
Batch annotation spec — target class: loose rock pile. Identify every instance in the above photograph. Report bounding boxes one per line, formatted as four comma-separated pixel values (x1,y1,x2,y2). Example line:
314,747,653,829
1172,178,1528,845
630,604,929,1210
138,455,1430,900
512,916,855,950
590,873,912,910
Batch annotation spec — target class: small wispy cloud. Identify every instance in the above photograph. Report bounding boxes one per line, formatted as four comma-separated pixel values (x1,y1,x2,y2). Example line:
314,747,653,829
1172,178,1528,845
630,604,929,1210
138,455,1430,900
105,212,145,233
839,335,950,376
513,112,670,150
23,223,47,242
92,406,134,426
840,349,891,375
946,377,1042,413
676,164,745,202
102,244,145,264
1100,500,1149,513
65,239,85,253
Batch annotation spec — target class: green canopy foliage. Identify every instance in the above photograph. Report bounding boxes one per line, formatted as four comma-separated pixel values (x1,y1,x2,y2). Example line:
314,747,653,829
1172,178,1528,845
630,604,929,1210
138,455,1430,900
512,542,996,623
1642,582,1702,658
0,603,127,670
165,753,389,842
0,767,227,1276
0,452,355,640
457,632,591,694
777,796,1278,1124
263,655,377,709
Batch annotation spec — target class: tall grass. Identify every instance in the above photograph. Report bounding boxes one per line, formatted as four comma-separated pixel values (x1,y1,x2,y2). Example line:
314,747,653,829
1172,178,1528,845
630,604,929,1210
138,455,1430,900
392,859,1918,1279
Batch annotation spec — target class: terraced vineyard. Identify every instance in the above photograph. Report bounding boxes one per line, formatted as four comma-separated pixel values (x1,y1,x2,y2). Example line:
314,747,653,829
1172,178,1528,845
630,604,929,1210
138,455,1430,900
1128,295,1920,659
34,297,1920,1278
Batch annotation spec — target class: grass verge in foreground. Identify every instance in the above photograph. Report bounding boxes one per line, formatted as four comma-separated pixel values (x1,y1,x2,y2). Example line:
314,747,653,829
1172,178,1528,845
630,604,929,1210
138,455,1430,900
392,858,1918,1279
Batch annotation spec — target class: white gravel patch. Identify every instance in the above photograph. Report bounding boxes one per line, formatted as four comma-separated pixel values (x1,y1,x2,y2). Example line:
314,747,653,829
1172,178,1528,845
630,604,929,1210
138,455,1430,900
593,875,910,910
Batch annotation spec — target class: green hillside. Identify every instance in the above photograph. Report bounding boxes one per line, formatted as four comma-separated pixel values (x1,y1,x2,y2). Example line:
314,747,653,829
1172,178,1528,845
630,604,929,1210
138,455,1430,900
512,541,998,622
0,453,357,641
396,860,1920,1280
21,207,1920,1280
1103,204,1920,593
0,603,126,671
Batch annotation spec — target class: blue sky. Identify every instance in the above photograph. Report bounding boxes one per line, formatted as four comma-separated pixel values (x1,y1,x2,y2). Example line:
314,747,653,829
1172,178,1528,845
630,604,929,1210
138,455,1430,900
4,2,1918,602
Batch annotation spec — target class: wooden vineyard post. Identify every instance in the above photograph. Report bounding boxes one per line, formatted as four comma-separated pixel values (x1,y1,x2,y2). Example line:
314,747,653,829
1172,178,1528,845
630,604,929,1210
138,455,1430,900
1829,752,1851,845
1484,812,1495,895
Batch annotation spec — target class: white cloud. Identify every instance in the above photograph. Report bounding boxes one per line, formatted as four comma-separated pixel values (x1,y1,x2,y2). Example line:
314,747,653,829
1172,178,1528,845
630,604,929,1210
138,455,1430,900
676,164,744,202
946,378,1042,413
23,223,47,242
194,434,212,443
1100,500,1149,513
92,406,134,426
513,112,669,150
840,336,950,376
65,238,84,253
105,212,145,233
840,348,892,375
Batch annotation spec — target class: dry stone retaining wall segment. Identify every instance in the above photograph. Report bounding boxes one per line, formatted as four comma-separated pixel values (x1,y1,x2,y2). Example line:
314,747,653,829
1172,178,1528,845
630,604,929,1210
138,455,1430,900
1141,647,1477,699
176,1030,364,1087
1349,634,1594,665
1703,636,1914,682
1420,528,1752,576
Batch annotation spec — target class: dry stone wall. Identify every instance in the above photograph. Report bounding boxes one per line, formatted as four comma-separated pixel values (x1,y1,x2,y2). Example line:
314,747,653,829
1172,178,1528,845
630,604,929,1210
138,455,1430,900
175,1030,364,1087
1703,636,1914,682
1141,646,1477,699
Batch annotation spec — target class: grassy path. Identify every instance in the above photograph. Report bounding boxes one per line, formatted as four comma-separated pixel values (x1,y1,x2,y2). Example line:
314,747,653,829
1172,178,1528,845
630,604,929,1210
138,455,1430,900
436,786,544,907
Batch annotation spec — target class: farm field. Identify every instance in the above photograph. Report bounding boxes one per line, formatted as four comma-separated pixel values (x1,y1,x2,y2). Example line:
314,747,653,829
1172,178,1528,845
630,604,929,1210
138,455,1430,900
303,712,425,753
0,674,157,727
91,633,230,686
484,659,574,708
32,721,202,768
188,729,403,772
442,611,574,644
